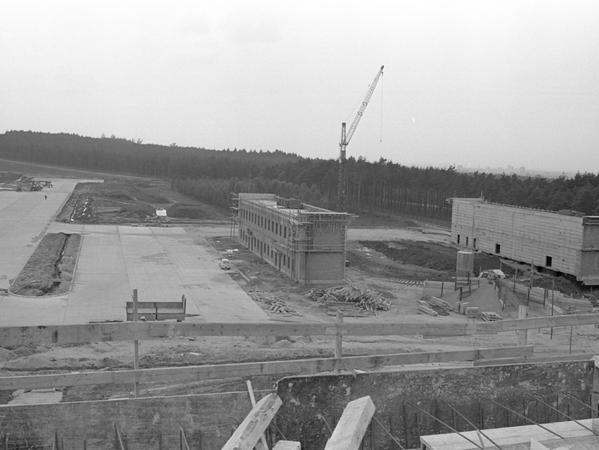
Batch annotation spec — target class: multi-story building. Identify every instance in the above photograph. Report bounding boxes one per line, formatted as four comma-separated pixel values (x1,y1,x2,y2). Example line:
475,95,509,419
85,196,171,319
451,198,599,285
237,193,351,284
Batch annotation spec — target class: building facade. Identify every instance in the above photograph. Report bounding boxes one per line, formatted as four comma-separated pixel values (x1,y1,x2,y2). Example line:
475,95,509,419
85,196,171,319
451,198,599,285
237,193,351,285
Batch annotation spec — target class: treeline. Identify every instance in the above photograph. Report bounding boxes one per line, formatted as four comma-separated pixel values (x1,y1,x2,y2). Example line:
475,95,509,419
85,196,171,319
2,130,599,218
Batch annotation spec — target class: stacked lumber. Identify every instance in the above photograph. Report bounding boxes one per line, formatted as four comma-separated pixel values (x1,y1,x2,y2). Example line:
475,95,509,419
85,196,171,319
248,290,301,316
480,311,503,321
417,300,438,317
419,296,450,316
307,286,391,312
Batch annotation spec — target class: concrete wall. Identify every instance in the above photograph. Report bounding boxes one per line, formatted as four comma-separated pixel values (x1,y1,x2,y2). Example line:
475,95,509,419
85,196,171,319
0,391,255,449
451,199,592,281
306,253,345,284
275,361,594,449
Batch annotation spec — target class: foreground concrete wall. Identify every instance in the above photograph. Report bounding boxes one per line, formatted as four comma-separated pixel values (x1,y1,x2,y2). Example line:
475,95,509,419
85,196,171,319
0,391,254,449
276,361,594,449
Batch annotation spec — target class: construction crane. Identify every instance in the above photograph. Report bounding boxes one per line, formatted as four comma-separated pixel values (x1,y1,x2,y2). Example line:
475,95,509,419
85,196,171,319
337,65,384,211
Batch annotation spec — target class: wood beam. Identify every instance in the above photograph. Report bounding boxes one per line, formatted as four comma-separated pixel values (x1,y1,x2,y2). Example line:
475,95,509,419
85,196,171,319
324,396,375,450
273,441,301,450
222,393,282,450
0,313,597,347
0,346,533,391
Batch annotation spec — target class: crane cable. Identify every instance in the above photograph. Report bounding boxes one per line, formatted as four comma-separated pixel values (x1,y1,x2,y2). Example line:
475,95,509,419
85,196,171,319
380,69,384,143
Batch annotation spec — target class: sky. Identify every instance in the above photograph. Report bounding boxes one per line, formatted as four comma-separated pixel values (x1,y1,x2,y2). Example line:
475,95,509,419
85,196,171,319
1,0,598,173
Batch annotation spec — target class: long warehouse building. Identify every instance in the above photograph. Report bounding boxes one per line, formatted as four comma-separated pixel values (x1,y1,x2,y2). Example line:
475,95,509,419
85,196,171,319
451,198,599,285
237,193,351,284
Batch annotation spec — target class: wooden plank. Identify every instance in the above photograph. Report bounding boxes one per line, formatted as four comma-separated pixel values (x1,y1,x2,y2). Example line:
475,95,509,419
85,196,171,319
529,438,550,449
221,393,282,450
324,396,375,450
0,346,533,391
273,442,300,450
246,380,268,450
480,313,599,333
1,313,597,347
0,321,480,347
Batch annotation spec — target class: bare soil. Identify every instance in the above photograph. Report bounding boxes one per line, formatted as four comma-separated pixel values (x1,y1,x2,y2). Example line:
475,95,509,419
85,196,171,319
10,233,81,296
354,240,502,281
57,180,228,224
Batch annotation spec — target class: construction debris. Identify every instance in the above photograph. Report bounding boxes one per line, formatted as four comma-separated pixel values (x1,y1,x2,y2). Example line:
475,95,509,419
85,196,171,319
306,286,391,312
248,290,301,316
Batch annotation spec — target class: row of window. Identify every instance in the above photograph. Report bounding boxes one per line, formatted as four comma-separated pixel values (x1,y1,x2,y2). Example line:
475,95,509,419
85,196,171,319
240,207,288,238
239,229,292,270
457,234,554,267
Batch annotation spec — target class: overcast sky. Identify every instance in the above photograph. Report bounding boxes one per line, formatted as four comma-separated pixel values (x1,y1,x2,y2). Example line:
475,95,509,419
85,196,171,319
2,1,598,172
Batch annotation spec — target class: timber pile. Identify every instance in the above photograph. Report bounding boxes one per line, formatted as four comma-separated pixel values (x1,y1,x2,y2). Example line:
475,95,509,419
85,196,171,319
417,300,438,317
480,311,503,321
248,290,301,316
307,286,391,312
419,295,450,316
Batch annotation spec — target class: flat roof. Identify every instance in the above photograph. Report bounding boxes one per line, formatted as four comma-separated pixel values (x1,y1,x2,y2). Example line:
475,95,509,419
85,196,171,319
239,194,349,219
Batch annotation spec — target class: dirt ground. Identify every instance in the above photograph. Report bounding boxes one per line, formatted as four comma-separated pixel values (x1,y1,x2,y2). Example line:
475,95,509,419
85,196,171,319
57,179,228,224
10,233,80,296
1,161,597,405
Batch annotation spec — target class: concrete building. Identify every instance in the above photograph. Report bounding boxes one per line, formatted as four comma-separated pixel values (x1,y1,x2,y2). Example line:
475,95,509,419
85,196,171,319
451,198,599,285
237,193,351,284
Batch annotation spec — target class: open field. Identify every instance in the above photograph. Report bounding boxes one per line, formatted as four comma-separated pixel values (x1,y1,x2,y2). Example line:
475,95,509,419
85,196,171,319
58,179,228,224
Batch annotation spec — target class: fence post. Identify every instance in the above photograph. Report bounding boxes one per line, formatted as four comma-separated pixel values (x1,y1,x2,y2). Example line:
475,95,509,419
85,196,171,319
440,281,444,297
335,310,344,372
132,289,139,398
518,305,528,346
569,326,574,354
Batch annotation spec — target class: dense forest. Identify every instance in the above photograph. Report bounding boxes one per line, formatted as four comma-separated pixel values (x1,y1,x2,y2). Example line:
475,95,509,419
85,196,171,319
2,130,599,219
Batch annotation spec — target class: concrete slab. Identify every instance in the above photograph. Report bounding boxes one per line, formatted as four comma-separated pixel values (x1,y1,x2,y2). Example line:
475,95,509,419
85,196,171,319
0,182,268,326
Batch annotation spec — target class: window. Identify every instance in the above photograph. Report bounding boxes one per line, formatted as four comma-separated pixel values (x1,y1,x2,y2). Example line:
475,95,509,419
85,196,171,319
473,238,477,249
457,234,460,244
495,243,500,254
546,256,552,267
283,226,287,238
465,237,469,247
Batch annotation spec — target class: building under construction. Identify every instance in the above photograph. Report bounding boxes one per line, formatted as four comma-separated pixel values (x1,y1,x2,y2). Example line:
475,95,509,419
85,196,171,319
237,193,351,284
451,198,599,285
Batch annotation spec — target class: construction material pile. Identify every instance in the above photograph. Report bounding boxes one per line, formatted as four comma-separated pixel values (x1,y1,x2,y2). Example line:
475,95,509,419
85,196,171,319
418,296,451,316
248,290,301,316
480,311,503,321
306,286,391,312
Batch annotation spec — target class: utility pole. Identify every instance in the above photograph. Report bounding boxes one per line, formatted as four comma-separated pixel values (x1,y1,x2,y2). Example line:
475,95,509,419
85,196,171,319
338,65,384,211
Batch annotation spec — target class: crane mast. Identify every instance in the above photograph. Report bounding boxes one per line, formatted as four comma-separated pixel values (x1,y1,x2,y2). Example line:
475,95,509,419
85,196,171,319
337,65,384,211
